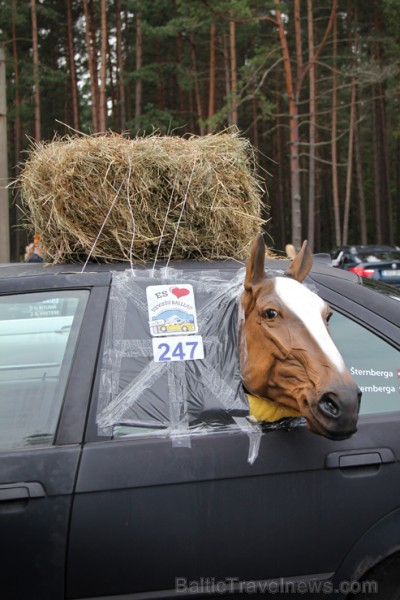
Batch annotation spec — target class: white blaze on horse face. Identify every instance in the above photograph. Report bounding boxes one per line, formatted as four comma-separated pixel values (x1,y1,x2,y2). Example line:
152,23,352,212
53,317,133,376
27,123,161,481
273,277,346,373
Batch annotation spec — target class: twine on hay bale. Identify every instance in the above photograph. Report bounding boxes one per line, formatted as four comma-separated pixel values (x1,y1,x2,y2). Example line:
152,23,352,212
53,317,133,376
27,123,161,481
18,129,267,263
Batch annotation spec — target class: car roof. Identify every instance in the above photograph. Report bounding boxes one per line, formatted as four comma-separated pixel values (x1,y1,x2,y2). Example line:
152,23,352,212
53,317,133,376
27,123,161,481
335,244,400,253
0,255,362,298
0,254,350,280
0,259,242,279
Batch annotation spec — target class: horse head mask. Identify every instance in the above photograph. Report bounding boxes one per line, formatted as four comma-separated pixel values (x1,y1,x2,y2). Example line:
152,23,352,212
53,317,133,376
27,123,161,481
240,234,361,440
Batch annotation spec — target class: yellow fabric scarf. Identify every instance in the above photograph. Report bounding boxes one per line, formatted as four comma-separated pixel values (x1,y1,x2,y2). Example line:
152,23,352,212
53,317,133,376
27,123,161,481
246,393,301,422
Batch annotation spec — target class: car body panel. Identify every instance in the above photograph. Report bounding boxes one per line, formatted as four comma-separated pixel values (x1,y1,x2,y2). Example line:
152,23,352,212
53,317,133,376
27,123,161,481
0,273,110,600
0,446,80,599
0,261,399,599
67,420,400,599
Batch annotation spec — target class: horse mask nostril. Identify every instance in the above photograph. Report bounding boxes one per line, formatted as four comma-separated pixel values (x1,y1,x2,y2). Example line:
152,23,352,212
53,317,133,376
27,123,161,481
319,394,340,418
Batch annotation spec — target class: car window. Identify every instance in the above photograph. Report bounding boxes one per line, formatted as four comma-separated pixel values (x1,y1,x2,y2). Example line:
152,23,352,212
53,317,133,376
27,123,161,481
95,269,250,442
330,311,399,415
358,250,400,262
0,290,89,449
343,253,355,265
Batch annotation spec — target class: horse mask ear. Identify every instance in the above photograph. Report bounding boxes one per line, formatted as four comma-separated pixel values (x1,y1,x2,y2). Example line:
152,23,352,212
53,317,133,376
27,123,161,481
244,233,266,290
285,240,312,282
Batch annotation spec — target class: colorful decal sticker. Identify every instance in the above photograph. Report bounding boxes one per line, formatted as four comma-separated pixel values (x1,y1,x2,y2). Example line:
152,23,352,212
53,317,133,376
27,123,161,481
147,284,204,362
146,284,199,336
152,335,204,363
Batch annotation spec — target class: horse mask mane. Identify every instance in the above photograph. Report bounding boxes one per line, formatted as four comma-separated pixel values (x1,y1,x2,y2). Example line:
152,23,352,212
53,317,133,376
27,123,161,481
240,234,361,440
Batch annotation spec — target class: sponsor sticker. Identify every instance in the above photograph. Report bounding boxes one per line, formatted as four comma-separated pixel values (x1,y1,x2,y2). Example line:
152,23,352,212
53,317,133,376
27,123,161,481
146,284,204,362
146,284,198,336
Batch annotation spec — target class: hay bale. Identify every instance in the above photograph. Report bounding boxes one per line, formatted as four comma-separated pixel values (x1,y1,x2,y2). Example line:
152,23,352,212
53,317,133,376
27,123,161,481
18,130,266,263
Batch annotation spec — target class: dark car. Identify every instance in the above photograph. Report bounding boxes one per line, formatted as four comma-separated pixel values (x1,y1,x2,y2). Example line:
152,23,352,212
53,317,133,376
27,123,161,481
332,245,400,287
1,257,400,600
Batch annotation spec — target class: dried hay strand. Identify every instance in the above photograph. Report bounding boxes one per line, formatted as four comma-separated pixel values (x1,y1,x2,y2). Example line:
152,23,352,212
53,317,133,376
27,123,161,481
18,130,266,263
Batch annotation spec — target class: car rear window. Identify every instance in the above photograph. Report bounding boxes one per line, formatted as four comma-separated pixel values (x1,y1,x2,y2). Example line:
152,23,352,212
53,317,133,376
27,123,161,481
0,290,88,449
357,250,400,262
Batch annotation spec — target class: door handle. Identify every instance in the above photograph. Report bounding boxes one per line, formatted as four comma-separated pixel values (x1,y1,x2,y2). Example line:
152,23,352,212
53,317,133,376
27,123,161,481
326,447,395,469
0,482,46,502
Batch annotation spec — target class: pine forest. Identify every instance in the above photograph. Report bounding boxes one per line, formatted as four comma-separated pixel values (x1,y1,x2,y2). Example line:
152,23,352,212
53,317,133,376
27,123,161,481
1,0,400,261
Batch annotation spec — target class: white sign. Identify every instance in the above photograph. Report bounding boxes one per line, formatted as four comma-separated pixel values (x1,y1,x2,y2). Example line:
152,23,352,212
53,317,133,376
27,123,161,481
146,284,198,337
152,335,204,362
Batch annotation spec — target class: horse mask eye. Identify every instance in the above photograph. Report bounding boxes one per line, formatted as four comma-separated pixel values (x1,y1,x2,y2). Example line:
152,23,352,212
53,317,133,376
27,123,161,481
263,309,278,320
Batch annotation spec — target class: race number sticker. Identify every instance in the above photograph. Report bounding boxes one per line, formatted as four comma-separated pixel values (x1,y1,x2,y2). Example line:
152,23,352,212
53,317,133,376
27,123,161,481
152,335,204,362
146,284,199,336
147,284,204,362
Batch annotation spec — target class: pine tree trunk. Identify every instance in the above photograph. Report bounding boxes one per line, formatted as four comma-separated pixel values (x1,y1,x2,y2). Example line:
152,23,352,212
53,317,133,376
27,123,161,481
354,107,368,245
66,0,79,131
222,33,230,104
252,88,259,149
274,65,286,249
11,0,22,166
89,0,100,130
229,18,237,126
190,35,204,134
31,0,41,140
307,0,316,252
177,35,185,119
397,95,400,241
342,76,356,245
274,0,302,248
107,36,116,129
207,23,216,133
378,80,393,243
156,41,165,111
331,10,341,247
294,0,303,87
99,0,107,132
135,9,143,120
371,85,383,244
11,1,22,258
115,0,126,131
83,0,99,132
0,44,10,262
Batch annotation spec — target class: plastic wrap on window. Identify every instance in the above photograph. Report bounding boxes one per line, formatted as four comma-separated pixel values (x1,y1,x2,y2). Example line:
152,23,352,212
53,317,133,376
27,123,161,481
96,266,304,462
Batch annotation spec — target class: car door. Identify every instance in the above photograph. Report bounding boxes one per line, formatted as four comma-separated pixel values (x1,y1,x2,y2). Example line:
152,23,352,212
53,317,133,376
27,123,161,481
0,272,110,600
67,272,400,599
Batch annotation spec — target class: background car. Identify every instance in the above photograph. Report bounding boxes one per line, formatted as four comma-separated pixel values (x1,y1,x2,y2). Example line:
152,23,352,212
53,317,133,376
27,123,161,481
1,258,400,600
332,244,400,287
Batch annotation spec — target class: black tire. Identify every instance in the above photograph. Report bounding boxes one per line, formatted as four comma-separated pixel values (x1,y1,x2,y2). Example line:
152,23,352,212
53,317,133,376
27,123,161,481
349,552,400,600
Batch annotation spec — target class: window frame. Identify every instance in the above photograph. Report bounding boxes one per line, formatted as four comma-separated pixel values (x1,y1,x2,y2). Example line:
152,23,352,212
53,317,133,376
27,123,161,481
0,289,90,450
0,272,112,448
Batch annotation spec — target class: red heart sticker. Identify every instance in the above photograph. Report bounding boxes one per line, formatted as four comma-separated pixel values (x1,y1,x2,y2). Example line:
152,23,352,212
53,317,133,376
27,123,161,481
170,287,190,299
